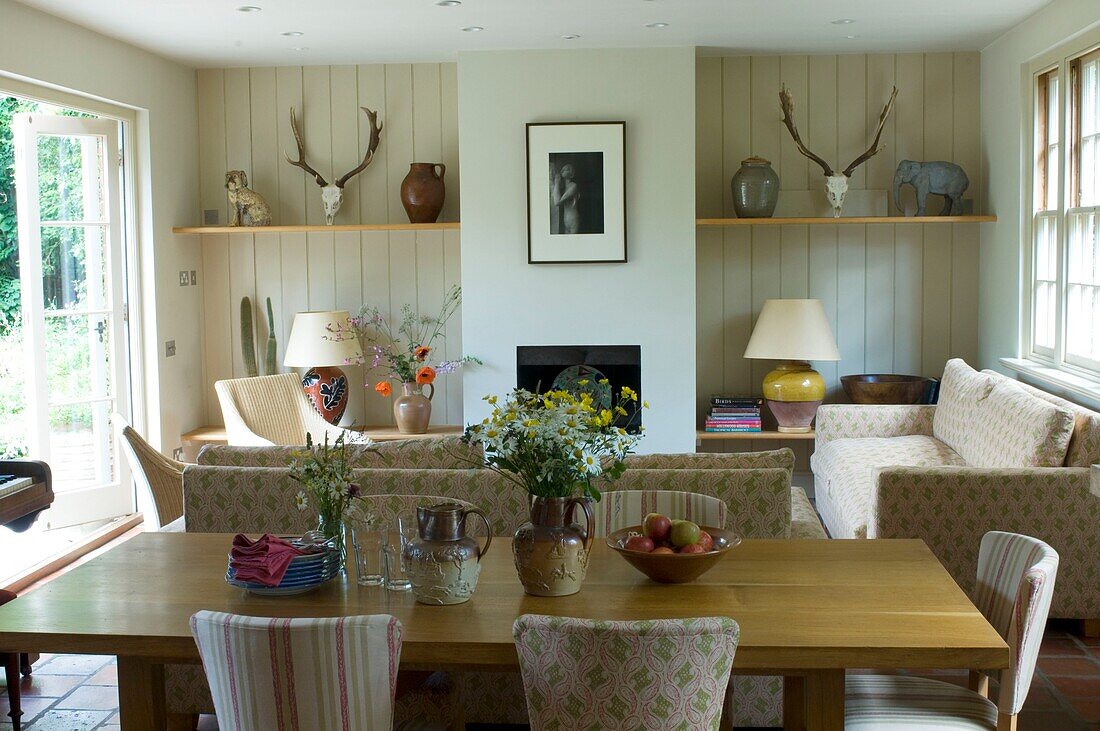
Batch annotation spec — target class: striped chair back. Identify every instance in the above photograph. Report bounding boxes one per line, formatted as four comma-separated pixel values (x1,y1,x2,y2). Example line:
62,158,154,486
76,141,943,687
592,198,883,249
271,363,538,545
592,489,727,538
513,614,739,731
190,611,402,731
973,531,1059,715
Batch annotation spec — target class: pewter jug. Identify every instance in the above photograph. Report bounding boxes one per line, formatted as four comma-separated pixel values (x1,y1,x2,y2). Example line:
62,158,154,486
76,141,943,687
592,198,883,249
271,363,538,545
403,502,492,605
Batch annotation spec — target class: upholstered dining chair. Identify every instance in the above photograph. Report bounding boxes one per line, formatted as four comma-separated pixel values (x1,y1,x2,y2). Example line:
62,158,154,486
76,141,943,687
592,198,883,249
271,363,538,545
114,414,185,531
191,611,443,731
590,489,728,537
513,614,740,731
215,373,359,446
845,531,1059,731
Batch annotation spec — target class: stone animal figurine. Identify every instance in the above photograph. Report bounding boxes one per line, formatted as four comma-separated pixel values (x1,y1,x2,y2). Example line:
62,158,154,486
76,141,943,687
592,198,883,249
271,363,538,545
780,85,897,217
893,160,970,216
225,171,272,227
285,106,383,225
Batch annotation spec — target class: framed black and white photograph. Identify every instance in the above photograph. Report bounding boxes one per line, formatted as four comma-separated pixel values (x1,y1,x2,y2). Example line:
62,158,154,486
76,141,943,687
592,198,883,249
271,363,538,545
526,121,626,264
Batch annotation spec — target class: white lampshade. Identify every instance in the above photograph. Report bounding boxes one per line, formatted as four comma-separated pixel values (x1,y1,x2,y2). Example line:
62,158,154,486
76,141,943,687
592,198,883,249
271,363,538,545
283,310,363,367
743,299,840,361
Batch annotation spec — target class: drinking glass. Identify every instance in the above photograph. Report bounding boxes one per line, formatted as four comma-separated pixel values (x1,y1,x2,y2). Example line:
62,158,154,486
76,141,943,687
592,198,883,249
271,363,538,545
383,514,416,592
350,527,383,587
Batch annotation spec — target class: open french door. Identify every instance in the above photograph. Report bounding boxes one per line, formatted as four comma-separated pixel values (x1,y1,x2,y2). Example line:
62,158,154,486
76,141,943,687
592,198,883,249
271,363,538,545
13,112,132,527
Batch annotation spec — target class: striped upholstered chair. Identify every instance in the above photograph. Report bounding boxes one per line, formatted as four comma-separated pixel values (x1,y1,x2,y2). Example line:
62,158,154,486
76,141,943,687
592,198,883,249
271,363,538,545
846,531,1059,730
590,489,727,537
191,611,442,731
513,614,739,731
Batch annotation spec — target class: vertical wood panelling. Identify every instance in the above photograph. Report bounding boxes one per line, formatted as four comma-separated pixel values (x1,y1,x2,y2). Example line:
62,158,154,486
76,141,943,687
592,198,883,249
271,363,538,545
194,63,463,427
696,52,982,435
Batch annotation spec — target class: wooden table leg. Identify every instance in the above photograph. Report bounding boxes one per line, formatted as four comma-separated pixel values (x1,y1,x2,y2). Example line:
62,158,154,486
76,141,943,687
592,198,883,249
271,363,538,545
784,675,805,730
117,656,166,730
804,669,844,731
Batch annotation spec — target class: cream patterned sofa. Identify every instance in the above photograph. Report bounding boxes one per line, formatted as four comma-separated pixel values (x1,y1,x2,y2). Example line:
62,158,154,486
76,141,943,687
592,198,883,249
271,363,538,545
812,358,1100,619
174,447,819,727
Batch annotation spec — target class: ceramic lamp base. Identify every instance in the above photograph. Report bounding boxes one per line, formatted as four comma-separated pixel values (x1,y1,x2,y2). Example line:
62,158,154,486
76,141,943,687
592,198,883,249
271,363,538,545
762,360,826,432
301,366,349,425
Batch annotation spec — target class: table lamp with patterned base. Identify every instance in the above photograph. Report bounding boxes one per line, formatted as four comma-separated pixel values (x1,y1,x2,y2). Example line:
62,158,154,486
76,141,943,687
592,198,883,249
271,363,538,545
283,310,363,425
743,299,840,433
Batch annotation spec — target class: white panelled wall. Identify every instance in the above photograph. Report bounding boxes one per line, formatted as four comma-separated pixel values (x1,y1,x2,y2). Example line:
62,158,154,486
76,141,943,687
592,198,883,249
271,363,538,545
696,53,982,466
192,64,462,428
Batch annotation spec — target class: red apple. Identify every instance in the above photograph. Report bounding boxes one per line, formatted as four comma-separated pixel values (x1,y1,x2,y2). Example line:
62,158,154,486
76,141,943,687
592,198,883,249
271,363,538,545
697,530,714,552
652,546,676,555
678,543,706,554
643,513,672,542
624,535,655,553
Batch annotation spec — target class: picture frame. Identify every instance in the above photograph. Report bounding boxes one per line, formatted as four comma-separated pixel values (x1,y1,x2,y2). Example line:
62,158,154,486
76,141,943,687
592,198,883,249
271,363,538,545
526,121,626,264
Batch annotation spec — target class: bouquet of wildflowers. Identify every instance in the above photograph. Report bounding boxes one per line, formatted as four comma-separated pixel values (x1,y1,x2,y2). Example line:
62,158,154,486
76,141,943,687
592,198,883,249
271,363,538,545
288,432,359,539
463,385,646,501
335,285,479,398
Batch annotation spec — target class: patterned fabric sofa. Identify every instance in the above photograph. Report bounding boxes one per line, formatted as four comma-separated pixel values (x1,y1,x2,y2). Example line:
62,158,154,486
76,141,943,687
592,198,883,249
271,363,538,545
812,358,1100,619
173,451,817,727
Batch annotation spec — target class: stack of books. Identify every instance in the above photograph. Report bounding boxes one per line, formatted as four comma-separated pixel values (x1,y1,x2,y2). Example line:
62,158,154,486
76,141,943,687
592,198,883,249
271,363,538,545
704,396,763,433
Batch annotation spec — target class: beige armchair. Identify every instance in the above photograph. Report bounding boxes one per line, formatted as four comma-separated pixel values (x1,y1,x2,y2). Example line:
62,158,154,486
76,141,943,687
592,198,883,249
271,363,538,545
214,373,359,447
114,414,184,531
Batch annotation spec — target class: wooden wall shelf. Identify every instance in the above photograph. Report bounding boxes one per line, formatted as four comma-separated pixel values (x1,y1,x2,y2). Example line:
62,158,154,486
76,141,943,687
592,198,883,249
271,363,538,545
173,222,459,234
697,215,995,226
696,429,815,441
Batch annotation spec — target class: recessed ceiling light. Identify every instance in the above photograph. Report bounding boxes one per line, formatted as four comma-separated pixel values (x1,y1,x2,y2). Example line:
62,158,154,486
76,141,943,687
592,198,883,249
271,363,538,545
291,46,309,51
461,25,484,32
281,31,304,37
561,34,580,40
645,22,669,28
236,5,262,11
844,35,859,39
436,0,462,5
831,18,855,24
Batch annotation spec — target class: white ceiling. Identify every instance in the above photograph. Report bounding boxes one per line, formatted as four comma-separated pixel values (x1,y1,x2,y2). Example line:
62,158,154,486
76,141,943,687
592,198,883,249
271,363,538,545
17,0,1052,67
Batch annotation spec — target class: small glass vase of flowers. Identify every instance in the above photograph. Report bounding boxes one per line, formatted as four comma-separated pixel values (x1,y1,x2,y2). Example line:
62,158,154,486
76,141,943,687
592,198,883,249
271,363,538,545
288,431,359,564
463,385,646,596
336,285,480,433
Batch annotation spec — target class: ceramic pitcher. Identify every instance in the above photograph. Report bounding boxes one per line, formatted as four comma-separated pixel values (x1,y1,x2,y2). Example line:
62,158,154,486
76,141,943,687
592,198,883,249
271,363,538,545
512,495,594,597
400,162,446,223
403,502,492,605
393,382,433,434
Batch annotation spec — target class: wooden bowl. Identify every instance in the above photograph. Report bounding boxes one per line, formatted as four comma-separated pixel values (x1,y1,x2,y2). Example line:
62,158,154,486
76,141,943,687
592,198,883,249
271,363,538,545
841,374,930,405
606,525,741,584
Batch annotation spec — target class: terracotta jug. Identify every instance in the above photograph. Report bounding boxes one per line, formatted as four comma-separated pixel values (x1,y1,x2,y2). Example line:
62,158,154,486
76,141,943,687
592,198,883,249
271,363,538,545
393,382,433,434
403,502,492,605
512,495,593,597
400,163,446,223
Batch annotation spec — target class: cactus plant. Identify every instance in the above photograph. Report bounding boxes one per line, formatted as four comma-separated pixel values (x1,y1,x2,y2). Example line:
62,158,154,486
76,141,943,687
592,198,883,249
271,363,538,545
240,297,258,377
265,297,278,375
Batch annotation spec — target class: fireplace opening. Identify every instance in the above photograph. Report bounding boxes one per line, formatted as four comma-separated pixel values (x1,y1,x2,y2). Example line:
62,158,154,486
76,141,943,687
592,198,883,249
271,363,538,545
516,345,642,431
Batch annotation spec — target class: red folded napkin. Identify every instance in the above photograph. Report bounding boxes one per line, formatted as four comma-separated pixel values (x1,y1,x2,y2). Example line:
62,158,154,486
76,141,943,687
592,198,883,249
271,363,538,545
230,534,306,587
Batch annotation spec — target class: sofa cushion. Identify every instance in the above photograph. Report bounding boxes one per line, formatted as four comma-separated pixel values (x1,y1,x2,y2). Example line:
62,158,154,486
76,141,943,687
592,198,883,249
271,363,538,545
932,359,995,455
811,436,966,538
956,380,1076,468
625,448,794,471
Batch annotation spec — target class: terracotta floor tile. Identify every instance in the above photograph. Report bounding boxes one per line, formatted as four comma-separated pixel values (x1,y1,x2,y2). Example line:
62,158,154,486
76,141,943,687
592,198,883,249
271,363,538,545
1039,656,1100,675
1050,674,1100,697
86,664,117,686
0,694,55,719
15,674,84,698
1069,697,1100,722
17,709,111,730
1018,708,1089,730
53,684,118,711
33,655,111,676
1041,637,1088,656
1024,683,1060,709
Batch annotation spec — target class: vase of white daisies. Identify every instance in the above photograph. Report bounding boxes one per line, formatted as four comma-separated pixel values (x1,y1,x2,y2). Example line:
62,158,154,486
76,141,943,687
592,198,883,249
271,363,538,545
288,432,360,568
463,385,645,596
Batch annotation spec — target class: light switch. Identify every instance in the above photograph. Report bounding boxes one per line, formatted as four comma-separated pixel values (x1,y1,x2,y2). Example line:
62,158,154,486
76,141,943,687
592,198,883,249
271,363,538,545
179,271,189,286
165,340,176,357
190,270,197,286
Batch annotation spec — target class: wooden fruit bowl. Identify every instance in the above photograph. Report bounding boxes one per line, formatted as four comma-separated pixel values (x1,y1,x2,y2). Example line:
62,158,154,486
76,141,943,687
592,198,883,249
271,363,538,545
841,374,930,404
606,525,741,584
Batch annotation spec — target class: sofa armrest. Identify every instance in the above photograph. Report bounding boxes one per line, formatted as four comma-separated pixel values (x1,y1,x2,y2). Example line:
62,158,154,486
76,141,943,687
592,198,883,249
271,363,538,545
815,404,936,447
870,466,1097,618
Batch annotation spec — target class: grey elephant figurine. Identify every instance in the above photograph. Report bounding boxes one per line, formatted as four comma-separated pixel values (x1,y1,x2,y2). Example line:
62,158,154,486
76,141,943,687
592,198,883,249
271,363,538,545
893,160,970,216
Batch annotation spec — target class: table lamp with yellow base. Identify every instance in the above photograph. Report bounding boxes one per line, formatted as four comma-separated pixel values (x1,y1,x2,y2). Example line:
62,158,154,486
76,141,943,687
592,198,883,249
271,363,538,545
743,299,840,433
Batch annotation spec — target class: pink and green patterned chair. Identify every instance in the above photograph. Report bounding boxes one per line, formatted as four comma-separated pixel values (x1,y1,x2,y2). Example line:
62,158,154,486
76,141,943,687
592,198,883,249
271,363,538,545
513,614,740,731
190,611,440,731
590,489,727,537
845,531,1059,730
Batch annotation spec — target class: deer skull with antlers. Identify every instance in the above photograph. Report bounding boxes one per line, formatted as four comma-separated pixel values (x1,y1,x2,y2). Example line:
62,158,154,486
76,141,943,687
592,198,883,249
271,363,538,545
779,85,897,217
285,106,383,225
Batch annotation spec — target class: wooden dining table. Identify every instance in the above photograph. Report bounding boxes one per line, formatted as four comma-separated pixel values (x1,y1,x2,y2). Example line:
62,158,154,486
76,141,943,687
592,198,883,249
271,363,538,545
0,533,1007,730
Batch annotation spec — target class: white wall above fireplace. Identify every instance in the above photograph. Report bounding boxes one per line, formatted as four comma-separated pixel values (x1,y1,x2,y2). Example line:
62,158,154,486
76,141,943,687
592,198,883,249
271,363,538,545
457,47,697,453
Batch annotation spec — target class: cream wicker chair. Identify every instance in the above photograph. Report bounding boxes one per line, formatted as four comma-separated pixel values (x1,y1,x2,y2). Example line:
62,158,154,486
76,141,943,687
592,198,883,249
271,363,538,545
114,414,184,531
214,373,358,447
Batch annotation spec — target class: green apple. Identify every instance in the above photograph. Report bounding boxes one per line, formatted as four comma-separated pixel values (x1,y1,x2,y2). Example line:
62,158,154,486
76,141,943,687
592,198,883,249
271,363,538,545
669,519,701,548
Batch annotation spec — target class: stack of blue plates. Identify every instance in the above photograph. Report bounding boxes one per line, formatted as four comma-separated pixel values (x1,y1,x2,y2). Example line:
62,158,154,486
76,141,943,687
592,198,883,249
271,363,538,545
226,546,342,596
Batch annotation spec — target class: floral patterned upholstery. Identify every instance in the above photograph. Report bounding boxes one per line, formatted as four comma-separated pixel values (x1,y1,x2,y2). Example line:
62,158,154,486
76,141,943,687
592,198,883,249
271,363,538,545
512,614,739,731
625,448,794,471
198,437,484,469
845,532,1059,728
815,404,936,447
811,435,966,539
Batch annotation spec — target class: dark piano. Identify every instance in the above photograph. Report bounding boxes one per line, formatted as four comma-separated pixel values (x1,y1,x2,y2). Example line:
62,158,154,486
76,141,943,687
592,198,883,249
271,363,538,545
0,461,53,532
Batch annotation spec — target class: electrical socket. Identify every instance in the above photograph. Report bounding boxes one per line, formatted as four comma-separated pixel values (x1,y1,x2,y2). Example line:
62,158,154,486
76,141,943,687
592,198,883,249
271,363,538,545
190,270,197,286
179,271,189,286
165,340,176,357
